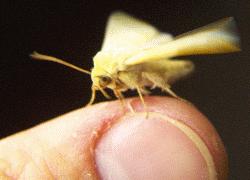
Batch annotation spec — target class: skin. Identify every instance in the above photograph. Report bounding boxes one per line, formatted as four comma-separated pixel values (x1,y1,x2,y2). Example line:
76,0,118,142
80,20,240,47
0,96,228,179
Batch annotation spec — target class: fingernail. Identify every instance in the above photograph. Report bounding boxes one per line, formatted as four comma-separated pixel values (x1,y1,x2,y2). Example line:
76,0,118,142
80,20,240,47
95,113,214,179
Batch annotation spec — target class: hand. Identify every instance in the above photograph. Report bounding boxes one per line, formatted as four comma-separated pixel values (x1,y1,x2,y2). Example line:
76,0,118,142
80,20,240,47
0,96,228,179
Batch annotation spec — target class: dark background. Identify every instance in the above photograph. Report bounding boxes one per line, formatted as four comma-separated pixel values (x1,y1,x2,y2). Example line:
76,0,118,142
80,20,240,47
1,0,249,179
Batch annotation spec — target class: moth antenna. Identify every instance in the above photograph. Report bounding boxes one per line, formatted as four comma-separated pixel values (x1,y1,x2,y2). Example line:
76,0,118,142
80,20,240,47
30,51,91,75
99,88,111,99
87,86,96,106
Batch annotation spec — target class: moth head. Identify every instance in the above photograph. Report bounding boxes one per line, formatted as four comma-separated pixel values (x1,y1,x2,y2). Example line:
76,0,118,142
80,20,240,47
89,68,113,104
91,51,119,89
97,75,112,87
91,67,114,89
88,51,126,104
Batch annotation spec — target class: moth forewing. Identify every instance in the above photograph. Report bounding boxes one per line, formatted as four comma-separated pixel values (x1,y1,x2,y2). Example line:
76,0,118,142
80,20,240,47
101,11,160,52
125,17,240,66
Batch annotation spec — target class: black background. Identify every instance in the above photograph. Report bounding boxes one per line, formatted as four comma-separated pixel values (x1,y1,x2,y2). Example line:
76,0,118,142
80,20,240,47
1,0,249,179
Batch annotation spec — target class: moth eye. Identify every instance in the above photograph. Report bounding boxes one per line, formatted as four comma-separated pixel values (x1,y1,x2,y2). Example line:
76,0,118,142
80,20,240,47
99,76,112,87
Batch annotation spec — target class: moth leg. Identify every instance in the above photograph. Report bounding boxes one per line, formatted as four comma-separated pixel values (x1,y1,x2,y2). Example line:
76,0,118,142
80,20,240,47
142,72,181,99
87,86,96,106
136,86,149,117
140,87,151,95
99,88,111,99
126,87,149,114
161,84,179,99
113,89,126,112
127,101,136,113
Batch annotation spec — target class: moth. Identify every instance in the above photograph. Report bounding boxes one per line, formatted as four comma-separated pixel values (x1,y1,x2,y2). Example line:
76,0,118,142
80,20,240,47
31,11,240,108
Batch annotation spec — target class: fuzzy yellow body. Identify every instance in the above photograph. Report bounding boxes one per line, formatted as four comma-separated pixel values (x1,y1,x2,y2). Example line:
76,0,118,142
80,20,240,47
31,11,240,106
93,50,193,93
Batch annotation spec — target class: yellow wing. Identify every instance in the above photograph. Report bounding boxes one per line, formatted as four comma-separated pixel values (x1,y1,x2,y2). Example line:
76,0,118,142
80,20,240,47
101,11,167,53
140,33,173,50
125,17,240,65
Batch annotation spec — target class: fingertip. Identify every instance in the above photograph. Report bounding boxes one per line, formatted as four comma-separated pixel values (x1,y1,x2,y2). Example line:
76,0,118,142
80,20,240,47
131,96,228,179
94,96,228,179
0,96,227,179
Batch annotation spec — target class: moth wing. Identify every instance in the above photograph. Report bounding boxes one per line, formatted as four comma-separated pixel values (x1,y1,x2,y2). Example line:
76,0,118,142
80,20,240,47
101,11,161,53
140,33,173,50
141,59,194,84
157,59,194,84
125,17,240,65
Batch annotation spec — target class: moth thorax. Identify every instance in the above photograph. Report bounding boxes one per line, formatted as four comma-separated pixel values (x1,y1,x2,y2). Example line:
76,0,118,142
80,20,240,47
93,52,123,72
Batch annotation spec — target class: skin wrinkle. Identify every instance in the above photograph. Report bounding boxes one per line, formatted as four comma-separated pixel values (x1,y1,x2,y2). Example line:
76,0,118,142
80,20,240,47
91,118,119,180
20,161,40,179
0,159,10,175
0,159,12,179
42,146,83,179
45,147,71,177
44,135,90,179
41,158,55,180
17,150,40,179
2,133,79,179
21,135,59,179
11,148,32,179
31,135,55,179
19,140,54,179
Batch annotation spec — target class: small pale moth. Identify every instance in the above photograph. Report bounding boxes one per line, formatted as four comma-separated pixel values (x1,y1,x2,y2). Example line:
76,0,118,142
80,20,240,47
31,11,240,109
